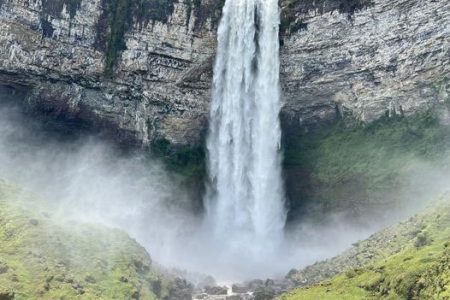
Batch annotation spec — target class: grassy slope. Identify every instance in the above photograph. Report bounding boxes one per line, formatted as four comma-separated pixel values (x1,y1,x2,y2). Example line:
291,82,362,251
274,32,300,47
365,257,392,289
0,181,170,300
281,194,450,299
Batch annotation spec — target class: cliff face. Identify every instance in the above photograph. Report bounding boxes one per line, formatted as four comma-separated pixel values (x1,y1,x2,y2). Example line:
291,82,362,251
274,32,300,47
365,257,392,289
0,0,449,147
0,0,217,146
280,0,450,131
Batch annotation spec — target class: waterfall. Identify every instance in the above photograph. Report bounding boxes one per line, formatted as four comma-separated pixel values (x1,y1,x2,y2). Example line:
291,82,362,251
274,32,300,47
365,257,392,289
205,0,286,259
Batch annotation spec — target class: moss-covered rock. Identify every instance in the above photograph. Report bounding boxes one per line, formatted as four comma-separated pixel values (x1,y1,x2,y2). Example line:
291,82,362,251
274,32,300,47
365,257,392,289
95,0,178,75
95,0,222,75
284,111,450,221
0,180,173,299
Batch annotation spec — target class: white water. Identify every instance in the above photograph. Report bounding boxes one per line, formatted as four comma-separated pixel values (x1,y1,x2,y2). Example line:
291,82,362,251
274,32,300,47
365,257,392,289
204,0,286,261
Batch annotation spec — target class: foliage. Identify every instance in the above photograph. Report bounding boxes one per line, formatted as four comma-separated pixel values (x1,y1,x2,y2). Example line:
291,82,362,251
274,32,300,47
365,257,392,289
0,181,170,299
95,0,224,75
286,112,450,180
281,197,450,299
95,0,176,75
283,111,450,218
151,138,206,180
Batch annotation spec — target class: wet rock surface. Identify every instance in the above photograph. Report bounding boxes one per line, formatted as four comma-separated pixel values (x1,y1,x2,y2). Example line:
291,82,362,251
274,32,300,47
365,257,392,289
193,278,296,300
204,285,228,295
167,278,195,300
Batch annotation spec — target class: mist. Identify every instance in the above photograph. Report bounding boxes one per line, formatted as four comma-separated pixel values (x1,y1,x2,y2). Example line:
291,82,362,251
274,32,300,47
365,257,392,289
1,93,449,284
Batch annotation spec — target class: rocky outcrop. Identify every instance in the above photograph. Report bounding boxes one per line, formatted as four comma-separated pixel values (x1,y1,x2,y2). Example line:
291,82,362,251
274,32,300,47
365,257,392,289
0,0,449,147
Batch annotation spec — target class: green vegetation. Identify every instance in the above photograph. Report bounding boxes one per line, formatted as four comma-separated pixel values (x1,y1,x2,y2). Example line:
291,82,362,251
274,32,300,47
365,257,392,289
286,112,450,182
150,138,206,212
0,181,171,299
281,195,450,299
99,0,134,76
95,0,176,75
95,0,224,75
284,111,450,219
151,138,205,179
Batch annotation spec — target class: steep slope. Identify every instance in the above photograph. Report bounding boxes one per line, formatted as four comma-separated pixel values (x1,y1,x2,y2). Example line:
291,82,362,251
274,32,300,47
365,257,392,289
284,111,450,220
282,193,450,299
280,0,450,130
0,0,218,146
0,180,183,300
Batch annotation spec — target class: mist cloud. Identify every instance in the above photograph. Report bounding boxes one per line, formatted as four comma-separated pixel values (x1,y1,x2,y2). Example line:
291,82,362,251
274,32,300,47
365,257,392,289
1,94,449,283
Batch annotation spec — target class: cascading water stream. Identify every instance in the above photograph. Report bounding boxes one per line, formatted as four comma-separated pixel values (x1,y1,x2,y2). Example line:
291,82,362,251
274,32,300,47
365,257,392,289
205,0,286,262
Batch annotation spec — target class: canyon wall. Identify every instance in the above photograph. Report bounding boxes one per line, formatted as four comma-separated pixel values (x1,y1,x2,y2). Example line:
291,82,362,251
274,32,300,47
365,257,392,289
0,0,449,147
280,0,450,131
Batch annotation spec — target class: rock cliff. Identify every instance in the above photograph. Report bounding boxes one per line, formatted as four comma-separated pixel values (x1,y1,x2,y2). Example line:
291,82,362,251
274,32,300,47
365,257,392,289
0,0,217,146
280,0,450,131
0,0,449,147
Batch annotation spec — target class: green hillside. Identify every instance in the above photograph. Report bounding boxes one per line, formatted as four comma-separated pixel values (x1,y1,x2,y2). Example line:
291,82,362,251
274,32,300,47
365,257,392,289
0,180,172,300
282,194,450,300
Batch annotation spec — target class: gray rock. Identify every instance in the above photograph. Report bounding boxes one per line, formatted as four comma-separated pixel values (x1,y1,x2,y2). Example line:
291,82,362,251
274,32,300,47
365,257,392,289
166,278,194,300
0,0,448,148
204,285,228,295
231,284,250,294
0,0,215,147
280,0,450,131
